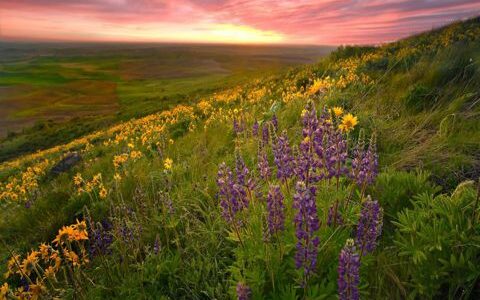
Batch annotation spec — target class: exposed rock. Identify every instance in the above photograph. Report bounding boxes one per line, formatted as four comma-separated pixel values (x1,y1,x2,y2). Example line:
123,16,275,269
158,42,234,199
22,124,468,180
50,152,82,176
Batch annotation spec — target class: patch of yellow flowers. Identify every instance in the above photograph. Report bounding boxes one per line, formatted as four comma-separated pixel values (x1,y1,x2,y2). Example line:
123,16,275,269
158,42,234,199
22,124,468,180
1,220,89,299
73,173,108,200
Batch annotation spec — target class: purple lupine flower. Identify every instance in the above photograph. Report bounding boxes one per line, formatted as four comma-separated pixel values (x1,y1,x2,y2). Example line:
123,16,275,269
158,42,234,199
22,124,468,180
257,145,271,181
356,196,383,256
119,222,134,242
272,131,295,182
217,162,246,224
252,120,259,136
236,155,254,190
312,107,333,175
272,114,279,132
89,219,114,257
296,136,322,185
153,235,161,255
293,181,320,283
338,239,360,300
327,204,344,226
350,137,365,184
266,185,285,237
236,282,252,300
262,123,270,145
351,135,378,187
325,129,348,180
295,102,323,184
301,102,319,138
233,118,241,134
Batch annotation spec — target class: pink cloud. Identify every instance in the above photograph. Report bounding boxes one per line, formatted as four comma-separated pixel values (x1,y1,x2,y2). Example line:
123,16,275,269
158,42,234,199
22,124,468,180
1,0,479,44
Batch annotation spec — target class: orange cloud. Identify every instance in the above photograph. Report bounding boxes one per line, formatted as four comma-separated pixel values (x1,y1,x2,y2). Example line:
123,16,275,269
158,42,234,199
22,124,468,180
1,0,479,44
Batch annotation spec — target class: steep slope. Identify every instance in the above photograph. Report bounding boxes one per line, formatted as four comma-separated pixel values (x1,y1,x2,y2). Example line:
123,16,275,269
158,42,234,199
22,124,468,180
0,17,479,299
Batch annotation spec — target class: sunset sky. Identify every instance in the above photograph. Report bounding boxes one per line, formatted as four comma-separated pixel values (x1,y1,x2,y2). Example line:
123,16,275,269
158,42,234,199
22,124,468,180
1,0,480,45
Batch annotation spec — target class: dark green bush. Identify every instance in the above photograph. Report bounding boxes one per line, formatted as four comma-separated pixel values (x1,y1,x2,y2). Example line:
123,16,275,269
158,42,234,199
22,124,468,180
392,182,480,298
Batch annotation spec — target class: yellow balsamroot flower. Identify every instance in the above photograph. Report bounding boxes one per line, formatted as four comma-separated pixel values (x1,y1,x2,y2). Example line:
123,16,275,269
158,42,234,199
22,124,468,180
20,251,39,276
339,113,358,133
73,173,83,186
164,158,173,170
29,280,46,298
44,266,56,279
1,282,8,297
169,139,174,145
130,150,142,160
53,226,76,245
332,106,344,117
39,243,50,259
114,173,122,181
99,186,108,199
64,250,80,267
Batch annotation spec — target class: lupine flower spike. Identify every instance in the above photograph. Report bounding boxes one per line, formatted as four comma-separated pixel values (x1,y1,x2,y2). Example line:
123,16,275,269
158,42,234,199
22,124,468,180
293,181,320,284
272,131,295,184
266,185,285,237
236,282,252,300
338,239,360,300
356,196,383,256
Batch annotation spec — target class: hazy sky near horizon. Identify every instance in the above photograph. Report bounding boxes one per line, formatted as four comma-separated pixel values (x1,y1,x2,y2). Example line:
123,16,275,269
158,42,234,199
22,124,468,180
1,0,480,45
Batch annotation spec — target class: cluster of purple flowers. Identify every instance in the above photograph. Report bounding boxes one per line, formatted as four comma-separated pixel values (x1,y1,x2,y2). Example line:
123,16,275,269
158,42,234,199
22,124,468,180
338,239,360,300
325,130,348,180
217,162,249,225
236,155,256,193
153,235,161,255
218,101,383,295
88,219,114,257
293,181,320,281
262,123,270,146
266,185,285,237
301,102,319,138
234,117,246,135
272,114,279,132
356,196,383,256
236,282,252,300
252,120,259,136
351,135,378,187
272,131,295,182
257,146,271,181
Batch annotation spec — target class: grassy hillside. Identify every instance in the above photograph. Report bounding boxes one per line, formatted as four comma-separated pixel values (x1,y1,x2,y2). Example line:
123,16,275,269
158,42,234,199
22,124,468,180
0,18,479,299
0,43,331,162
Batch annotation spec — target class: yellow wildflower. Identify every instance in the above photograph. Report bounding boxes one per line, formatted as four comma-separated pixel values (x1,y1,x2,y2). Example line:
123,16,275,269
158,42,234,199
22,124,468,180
44,266,56,279
0,283,8,298
114,173,122,181
99,186,108,199
53,226,76,245
39,243,50,259
164,158,173,170
338,113,358,132
29,280,46,299
73,173,83,186
332,106,344,117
